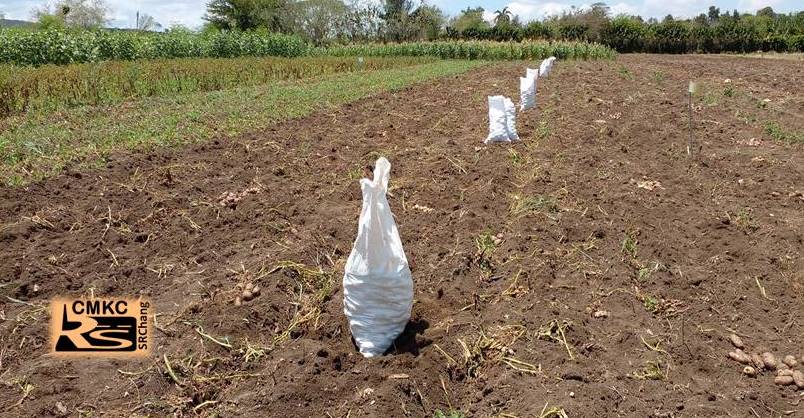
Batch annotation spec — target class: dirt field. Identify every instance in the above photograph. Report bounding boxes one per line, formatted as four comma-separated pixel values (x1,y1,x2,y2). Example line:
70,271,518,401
1,54,802,417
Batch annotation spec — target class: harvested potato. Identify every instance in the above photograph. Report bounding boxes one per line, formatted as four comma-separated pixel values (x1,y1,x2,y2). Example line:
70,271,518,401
245,282,254,292
793,371,804,389
783,355,798,368
234,296,242,306
777,369,794,377
774,375,794,386
242,290,254,301
728,333,744,349
742,366,757,377
728,350,751,364
750,353,764,369
252,285,261,297
761,352,778,370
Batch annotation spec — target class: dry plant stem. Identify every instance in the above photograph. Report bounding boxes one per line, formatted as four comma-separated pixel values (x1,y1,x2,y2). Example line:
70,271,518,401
163,354,183,386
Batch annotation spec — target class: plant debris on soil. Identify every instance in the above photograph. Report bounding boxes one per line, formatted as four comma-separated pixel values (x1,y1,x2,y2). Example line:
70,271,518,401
0,54,802,417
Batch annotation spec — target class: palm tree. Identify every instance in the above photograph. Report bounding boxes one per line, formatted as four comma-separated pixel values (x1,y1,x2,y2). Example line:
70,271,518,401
494,6,511,26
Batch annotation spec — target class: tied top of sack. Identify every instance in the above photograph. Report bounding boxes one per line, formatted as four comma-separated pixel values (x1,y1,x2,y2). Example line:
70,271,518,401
347,157,410,277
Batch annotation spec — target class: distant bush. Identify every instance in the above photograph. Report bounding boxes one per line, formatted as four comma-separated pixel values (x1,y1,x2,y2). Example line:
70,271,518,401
441,9,804,54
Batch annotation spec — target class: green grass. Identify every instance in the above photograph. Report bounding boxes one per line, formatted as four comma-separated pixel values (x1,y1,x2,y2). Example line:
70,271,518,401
510,194,559,216
617,65,633,80
643,295,659,313
0,60,487,186
621,233,638,259
764,120,803,144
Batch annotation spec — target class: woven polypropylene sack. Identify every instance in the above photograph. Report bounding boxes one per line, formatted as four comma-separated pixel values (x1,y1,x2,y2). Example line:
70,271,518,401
485,95,510,143
503,97,520,141
520,76,536,111
343,157,414,358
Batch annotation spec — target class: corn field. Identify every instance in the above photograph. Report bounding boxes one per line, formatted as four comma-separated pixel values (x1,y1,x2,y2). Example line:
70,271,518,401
320,40,617,60
0,29,310,66
0,28,615,67
0,56,437,117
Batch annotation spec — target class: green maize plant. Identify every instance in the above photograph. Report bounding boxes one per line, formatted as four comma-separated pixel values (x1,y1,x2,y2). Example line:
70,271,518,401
319,40,616,60
0,28,310,67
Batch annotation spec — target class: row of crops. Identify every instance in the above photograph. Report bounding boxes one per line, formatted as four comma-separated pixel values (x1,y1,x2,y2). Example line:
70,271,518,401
319,40,616,60
0,28,616,67
0,29,309,66
0,56,437,117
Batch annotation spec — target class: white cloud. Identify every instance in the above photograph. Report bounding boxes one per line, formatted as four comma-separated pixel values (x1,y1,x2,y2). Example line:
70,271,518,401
500,1,639,22
739,0,783,10
609,2,639,16
106,0,206,29
482,9,496,23
506,1,569,21
643,0,704,18
1,0,207,28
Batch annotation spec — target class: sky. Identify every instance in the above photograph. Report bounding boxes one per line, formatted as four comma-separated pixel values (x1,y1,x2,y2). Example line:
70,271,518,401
0,0,799,29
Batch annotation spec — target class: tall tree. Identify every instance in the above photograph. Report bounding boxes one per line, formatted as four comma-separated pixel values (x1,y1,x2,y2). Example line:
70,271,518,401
136,12,162,31
493,6,511,26
410,4,444,40
707,5,720,23
33,0,110,29
382,0,413,21
204,0,287,31
341,1,383,42
449,7,489,32
756,7,775,18
285,0,349,45
380,0,415,41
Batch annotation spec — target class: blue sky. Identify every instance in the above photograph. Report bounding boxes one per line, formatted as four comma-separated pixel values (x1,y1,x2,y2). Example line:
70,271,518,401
1,0,800,29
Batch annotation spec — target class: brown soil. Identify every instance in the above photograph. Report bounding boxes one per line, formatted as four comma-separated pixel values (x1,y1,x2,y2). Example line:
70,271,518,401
1,54,802,417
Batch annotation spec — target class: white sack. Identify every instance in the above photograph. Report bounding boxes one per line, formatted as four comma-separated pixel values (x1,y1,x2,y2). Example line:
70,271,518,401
546,57,556,75
503,97,520,141
343,157,414,358
526,67,539,79
485,95,510,143
519,76,536,111
539,58,551,77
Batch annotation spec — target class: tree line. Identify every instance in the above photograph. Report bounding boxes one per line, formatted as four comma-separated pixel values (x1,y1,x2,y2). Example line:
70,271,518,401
7,0,804,52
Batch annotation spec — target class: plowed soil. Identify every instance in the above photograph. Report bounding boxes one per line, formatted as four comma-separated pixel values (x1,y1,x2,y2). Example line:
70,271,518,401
1,54,803,417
